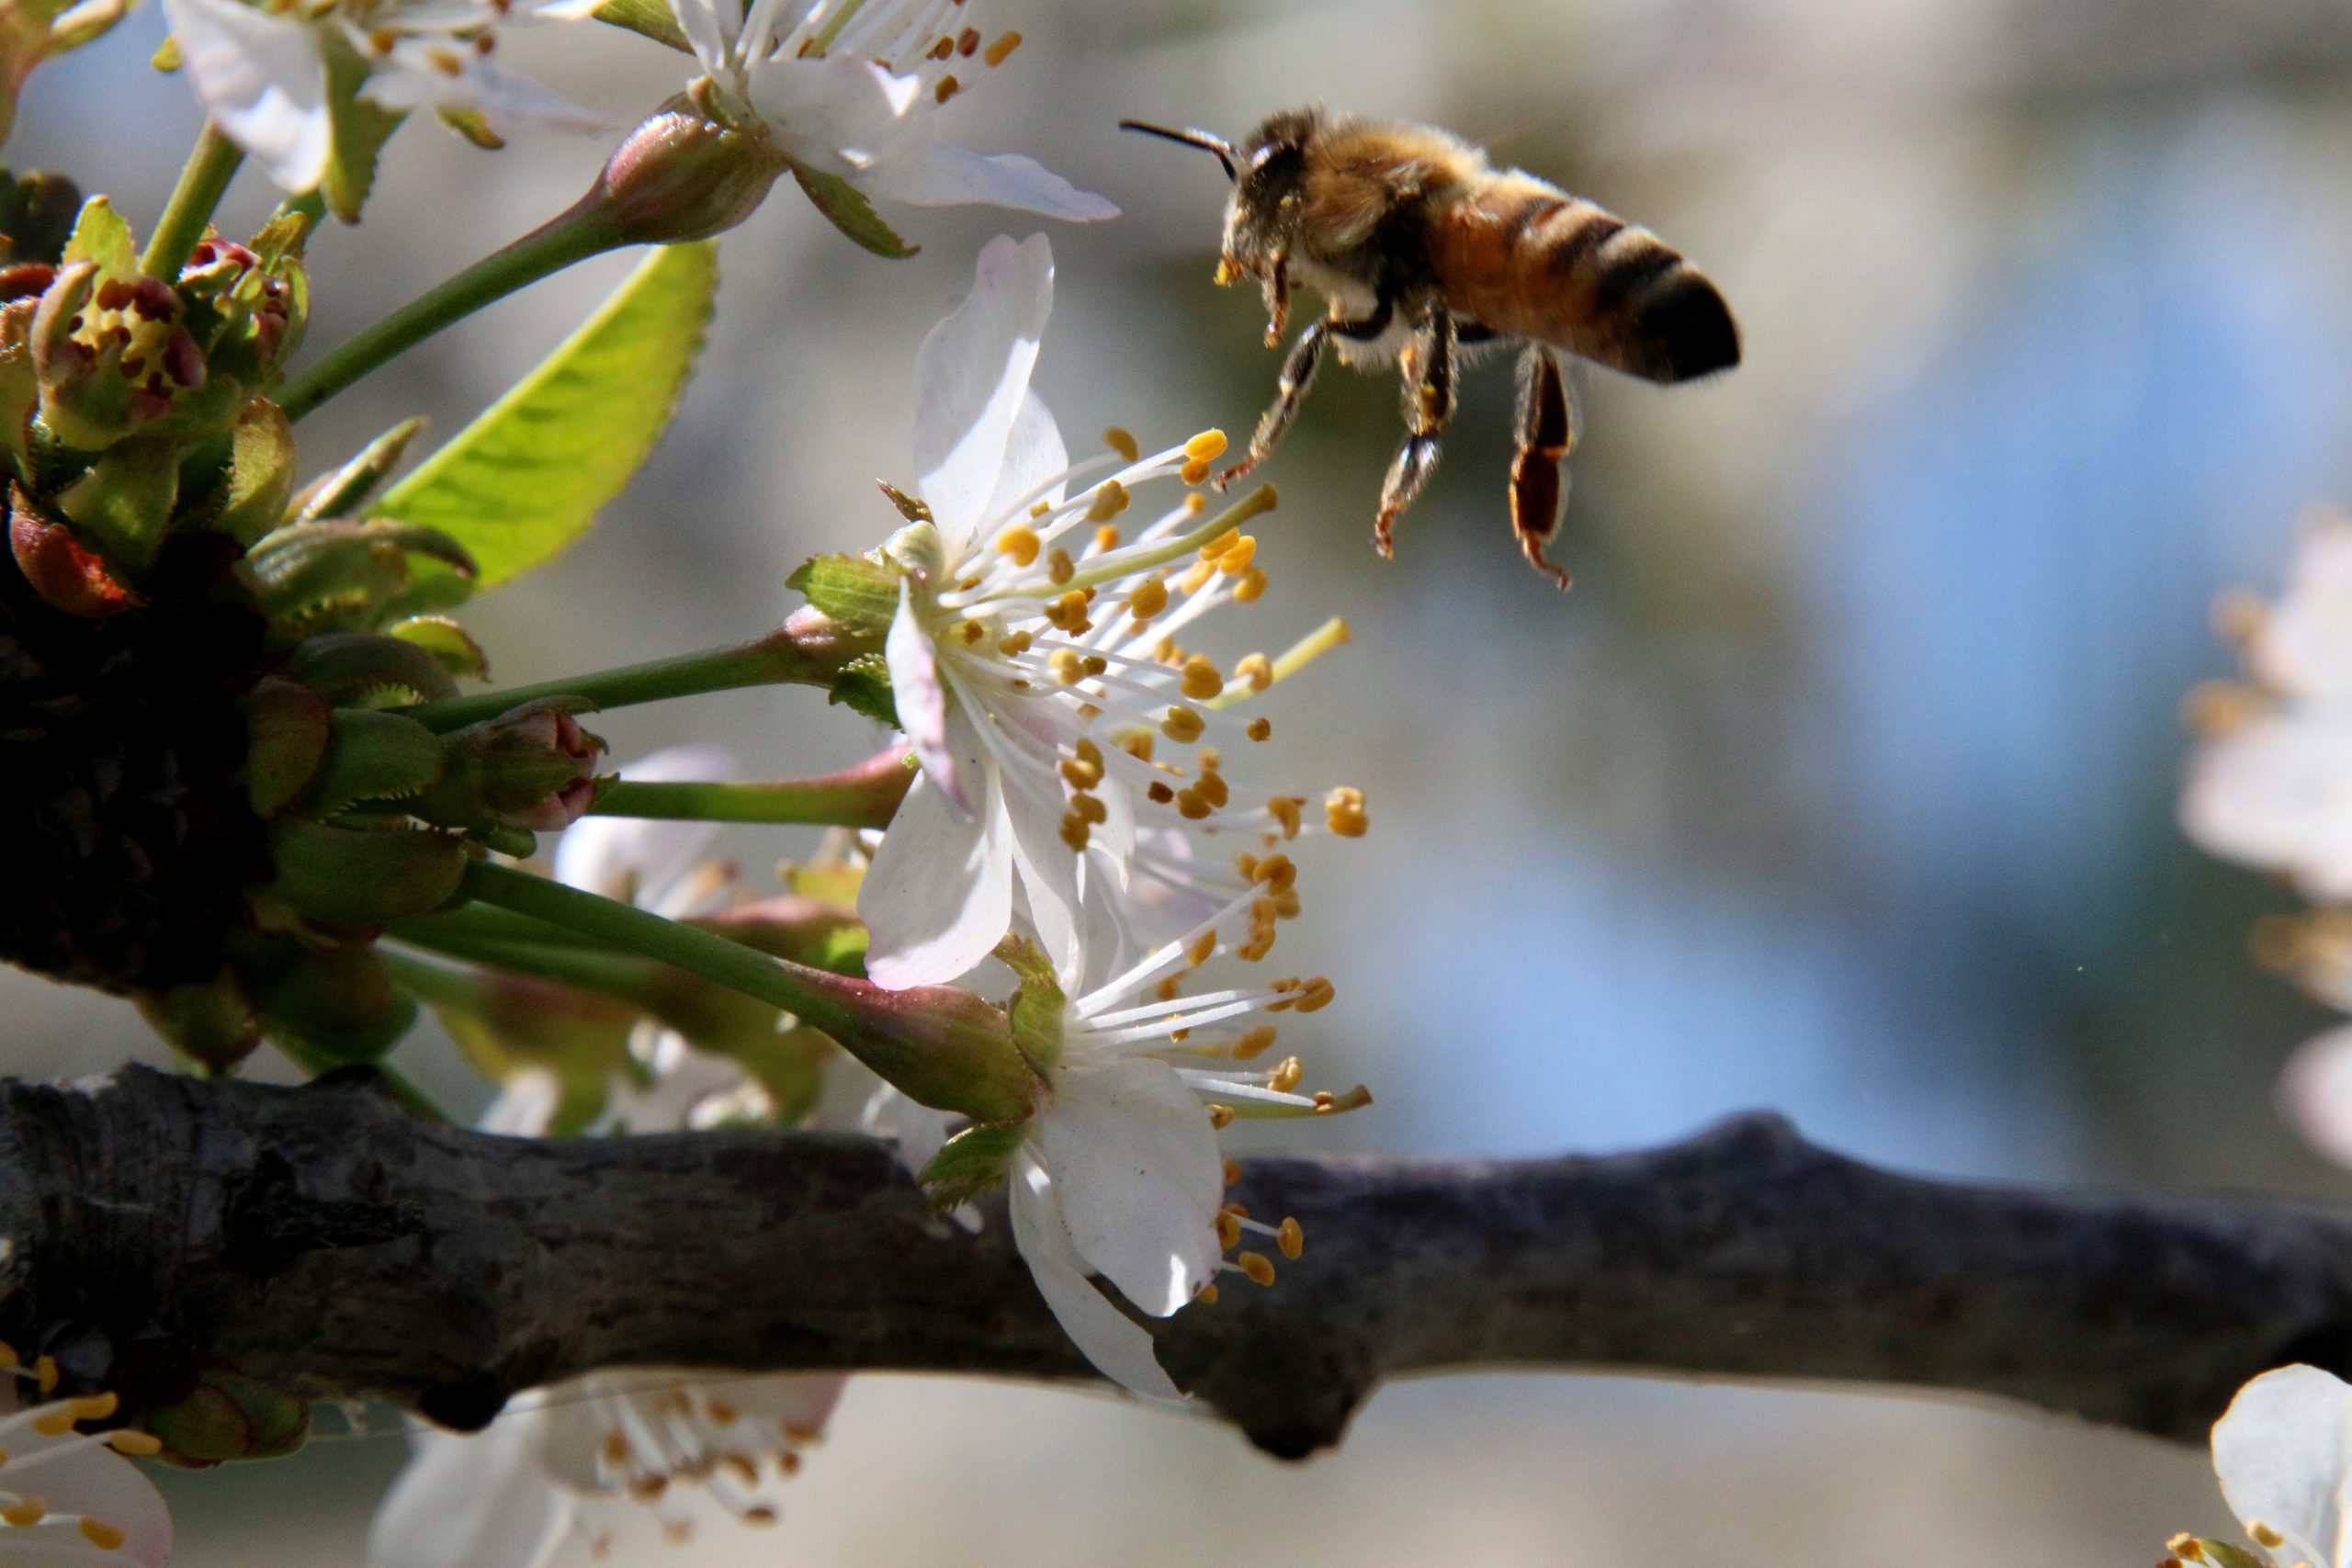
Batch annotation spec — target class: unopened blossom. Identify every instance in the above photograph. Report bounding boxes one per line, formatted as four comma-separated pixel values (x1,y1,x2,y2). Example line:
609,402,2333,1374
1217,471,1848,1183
2166,1364,2352,1568
0,1350,173,1567
160,0,607,196
671,0,1114,220
1001,900,1363,1402
2184,515,2352,901
860,233,1365,988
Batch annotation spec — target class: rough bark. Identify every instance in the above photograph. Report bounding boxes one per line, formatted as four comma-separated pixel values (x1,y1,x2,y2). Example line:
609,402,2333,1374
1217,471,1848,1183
1,1065,2340,1456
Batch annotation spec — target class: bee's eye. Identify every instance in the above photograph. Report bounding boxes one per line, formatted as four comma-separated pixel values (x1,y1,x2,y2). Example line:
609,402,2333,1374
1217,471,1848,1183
1250,143,1289,174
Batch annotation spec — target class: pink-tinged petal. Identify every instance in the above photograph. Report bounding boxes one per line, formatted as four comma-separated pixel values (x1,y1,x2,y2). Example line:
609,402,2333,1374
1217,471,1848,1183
2183,712,2352,899
911,234,1053,556
2212,1364,2352,1568
551,745,738,908
2282,1025,2352,1171
861,139,1120,220
1037,1056,1223,1317
162,0,331,194
860,767,1012,988
368,1415,571,1568
981,389,1069,525
2257,518,2352,704
1007,1150,1184,1403
885,579,962,812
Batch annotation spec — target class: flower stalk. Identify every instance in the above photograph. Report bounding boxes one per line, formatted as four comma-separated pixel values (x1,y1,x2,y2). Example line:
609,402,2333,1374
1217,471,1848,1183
591,748,913,829
139,123,245,282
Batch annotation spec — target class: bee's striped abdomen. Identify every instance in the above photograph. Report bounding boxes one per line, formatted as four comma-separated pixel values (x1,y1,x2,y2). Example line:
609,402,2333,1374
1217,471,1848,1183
1439,180,1739,385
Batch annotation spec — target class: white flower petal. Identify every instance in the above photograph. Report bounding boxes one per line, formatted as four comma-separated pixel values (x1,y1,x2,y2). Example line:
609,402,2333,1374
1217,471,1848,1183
1037,1056,1223,1317
911,233,1053,556
162,0,332,194
721,1372,848,1438
744,53,915,171
981,389,1069,525
1007,1151,1184,1403
358,48,611,132
2213,1364,2352,1568
2183,712,2352,899
0,1428,174,1567
551,744,738,908
2282,1025,2352,1171
860,765,1012,988
479,1066,563,1137
605,1039,747,1132
670,0,733,73
368,1416,571,1568
886,579,961,811
859,139,1120,220
2257,520,2352,704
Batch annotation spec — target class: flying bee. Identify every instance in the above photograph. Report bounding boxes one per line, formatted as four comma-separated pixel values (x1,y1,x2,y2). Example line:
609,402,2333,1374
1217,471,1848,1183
1120,107,1740,588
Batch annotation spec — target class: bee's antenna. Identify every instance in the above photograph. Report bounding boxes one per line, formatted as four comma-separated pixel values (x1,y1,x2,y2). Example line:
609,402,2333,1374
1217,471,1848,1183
1118,119,1238,182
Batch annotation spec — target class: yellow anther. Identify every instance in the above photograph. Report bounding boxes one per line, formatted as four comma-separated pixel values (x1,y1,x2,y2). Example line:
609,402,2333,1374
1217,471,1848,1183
926,33,953,58
984,28,1022,65
1095,525,1121,554
1234,851,1261,881
2253,1525,2287,1551
1233,1025,1277,1060
1185,429,1230,462
1216,1212,1242,1248
1155,636,1182,664
1102,425,1139,462
1181,655,1224,700
106,1430,164,1457
1175,788,1212,820
1162,704,1206,743
1194,1282,1220,1306
0,1342,18,1371
1326,785,1369,838
933,73,960,102
1237,933,1275,963
1186,931,1216,968
957,619,986,646
996,523,1042,565
1277,1217,1305,1260
79,1519,127,1551
2,1499,42,1527
2167,1539,2205,1561
1312,1092,1336,1111
1085,479,1130,524
1075,737,1103,769
1178,560,1216,595
1154,976,1183,1003
1072,793,1108,826
956,25,980,53
1123,733,1156,763
34,1358,56,1396
1082,654,1107,676
1239,1251,1276,1286
1270,887,1302,919
1233,567,1269,604
1196,770,1230,809
605,1431,630,1463
1270,1055,1304,1093
1060,756,1103,790
1228,654,1272,695
1049,649,1085,684
29,1411,74,1438
1199,526,1242,563
1182,457,1213,485
1126,577,1170,621
1223,1158,1243,1187
67,1393,118,1423
1295,976,1336,1013
997,629,1033,657
1184,492,1208,515
1031,499,1052,517
1222,1200,1250,1220
1059,814,1091,852
1047,547,1077,585
1269,795,1304,839
1208,1104,1236,1130
1045,590,1092,633
1255,852,1295,891
1218,536,1258,574
745,1506,780,1528
1147,780,1175,805
1201,746,1222,769
1246,716,1272,742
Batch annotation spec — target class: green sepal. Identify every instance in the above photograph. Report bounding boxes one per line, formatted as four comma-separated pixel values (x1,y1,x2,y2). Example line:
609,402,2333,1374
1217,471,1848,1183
786,552,899,630
266,819,469,926
307,706,447,816
243,516,479,641
388,615,488,679
214,398,296,544
243,677,333,818
373,240,718,588
148,1371,310,1466
435,105,503,150
55,435,177,567
919,1121,1028,1213
594,0,689,50
320,35,404,223
291,418,426,523
248,942,417,1065
469,822,539,857
134,969,261,1073
283,630,460,707
828,651,899,728
787,159,916,258
61,193,133,274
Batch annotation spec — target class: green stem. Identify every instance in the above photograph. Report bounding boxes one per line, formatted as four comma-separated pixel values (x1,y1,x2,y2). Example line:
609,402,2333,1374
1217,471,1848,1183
594,750,913,829
141,124,245,281
400,612,873,733
270,1036,447,1122
276,204,627,423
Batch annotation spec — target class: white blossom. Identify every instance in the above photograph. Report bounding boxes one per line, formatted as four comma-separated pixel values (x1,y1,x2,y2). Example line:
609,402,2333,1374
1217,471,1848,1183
2200,1364,2352,1568
0,1365,173,1567
670,0,1114,220
859,233,1364,990
160,0,606,196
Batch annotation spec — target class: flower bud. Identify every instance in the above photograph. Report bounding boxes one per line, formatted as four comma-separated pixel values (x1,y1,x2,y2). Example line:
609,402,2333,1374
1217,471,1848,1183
242,517,478,640
242,940,418,1066
147,1370,309,1467
794,970,1044,1125
8,483,137,616
413,697,605,833
582,101,787,247
133,967,260,1073
263,819,470,930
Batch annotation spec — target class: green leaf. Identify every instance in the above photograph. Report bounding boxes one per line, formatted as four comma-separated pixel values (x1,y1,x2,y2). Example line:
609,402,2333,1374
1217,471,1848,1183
829,651,899,728
788,161,917,258
919,1121,1027,1213
375,241,718,588
594,0,689,50
787,551,900,628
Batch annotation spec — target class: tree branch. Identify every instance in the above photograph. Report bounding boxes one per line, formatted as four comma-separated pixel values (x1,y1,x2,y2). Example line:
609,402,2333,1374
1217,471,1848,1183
2,1066,2341,1457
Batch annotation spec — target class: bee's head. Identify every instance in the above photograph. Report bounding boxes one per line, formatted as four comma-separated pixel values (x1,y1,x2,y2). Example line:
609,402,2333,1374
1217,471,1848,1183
1216,108,1318,275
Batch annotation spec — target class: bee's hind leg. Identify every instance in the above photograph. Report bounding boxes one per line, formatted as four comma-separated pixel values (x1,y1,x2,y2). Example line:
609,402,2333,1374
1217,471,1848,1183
1509,344,1576,590
1373,310,1456,558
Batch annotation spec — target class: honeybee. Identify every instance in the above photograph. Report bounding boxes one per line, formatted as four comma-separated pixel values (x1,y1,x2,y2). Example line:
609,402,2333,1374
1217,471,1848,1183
1121,107,1740,588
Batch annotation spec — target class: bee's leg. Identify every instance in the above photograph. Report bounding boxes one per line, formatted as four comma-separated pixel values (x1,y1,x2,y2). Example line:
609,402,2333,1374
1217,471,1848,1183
1221,298,1399,490
1374,310,1456,558
1510,344,1575,590
1260,249,1292,345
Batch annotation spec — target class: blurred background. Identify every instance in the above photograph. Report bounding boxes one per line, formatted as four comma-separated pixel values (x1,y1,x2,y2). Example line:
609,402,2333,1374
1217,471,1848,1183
17,0,2352,1559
